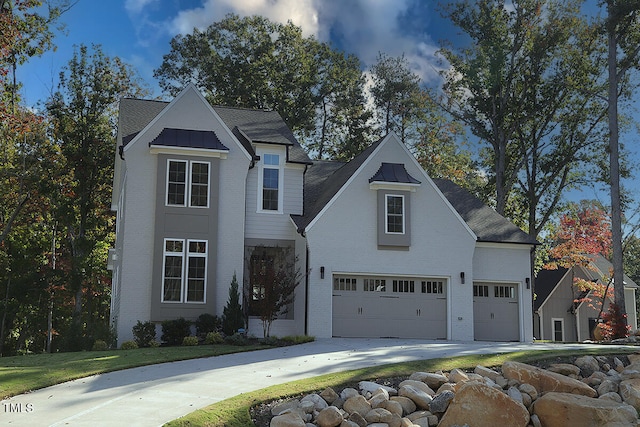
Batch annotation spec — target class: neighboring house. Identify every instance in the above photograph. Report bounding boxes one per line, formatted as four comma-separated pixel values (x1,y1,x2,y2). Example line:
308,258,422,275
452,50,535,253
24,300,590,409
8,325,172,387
534,254,638,342
109,85,538,345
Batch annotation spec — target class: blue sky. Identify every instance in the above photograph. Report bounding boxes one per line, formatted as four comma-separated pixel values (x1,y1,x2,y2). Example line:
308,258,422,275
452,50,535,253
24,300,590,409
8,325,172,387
17,0,638,210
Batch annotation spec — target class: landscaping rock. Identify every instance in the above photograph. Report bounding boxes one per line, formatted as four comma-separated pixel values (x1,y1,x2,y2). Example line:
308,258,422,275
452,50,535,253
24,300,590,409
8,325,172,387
619,378,640,412
390,396,417,415
547,363,581,377
321,388,339,404
533,392,637,427
343,395,371,417
428,391,454,413
398,384,433,409
438,382,529,427
316,406,343,427
502,361,597,397
270,411,307,427
574,356,600,377
409,372,448,390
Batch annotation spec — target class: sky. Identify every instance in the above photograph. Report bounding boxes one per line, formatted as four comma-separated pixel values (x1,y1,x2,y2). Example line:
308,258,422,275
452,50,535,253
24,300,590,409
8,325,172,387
17,0,638,209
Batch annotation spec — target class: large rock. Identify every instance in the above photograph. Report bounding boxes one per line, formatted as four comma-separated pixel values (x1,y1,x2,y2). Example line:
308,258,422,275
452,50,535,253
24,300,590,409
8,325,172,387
408,372,448,389
574,355,600,376
398,384,433,409
428,390,454,413
301,393,328,411
438,382,529,427
502,361,597,397
390,396,416,415
474,365,501,382
316,406,343,427
533,392,637,427
399,380,435,396
270,411,306,427
365,407,402,427
619,378,640,412
343,395,371,416
547,363,581,377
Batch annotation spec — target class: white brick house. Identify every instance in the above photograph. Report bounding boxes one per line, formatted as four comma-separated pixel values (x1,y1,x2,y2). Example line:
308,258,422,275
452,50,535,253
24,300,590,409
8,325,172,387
109,85,537,344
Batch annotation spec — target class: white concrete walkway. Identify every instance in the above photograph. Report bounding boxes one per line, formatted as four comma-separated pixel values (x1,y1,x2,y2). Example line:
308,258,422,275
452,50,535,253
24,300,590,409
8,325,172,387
0,339,626,426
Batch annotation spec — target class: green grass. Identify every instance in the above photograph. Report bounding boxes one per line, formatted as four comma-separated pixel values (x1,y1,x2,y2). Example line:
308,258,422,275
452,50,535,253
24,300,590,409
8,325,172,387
165,347,639,427
0,343,269,399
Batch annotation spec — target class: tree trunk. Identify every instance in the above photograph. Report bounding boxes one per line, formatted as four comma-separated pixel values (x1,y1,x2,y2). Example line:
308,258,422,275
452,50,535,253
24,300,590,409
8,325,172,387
607,5,627,327
0,277,10,356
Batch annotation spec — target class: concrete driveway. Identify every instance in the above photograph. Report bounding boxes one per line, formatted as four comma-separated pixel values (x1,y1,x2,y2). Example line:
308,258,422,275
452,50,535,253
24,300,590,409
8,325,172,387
0,338,619,426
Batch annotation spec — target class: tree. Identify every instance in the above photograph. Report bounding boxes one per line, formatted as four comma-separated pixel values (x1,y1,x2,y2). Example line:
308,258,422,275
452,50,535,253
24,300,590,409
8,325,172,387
439,0,604,229
222,272,244,336
370,53,423,145
543,201,626,338
244,246,302,338
46,44,148,350
603,0,640,332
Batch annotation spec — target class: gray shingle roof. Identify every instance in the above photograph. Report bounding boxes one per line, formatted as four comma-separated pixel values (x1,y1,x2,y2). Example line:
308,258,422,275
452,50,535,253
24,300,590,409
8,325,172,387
292,141,537,247
118,98,311,164
432,178,538,245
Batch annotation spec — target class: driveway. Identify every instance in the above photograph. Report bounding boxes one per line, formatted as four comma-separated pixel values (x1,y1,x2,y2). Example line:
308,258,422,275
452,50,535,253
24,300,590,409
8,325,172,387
0,338,617,426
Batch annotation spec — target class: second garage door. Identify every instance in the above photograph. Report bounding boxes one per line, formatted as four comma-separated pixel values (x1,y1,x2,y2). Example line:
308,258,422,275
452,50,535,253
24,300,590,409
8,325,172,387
473,282,520,341
332,275,447,339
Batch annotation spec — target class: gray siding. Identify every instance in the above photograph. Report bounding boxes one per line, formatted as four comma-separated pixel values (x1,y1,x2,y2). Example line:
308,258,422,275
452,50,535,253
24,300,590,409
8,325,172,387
150,154,220,321
376,190,411,248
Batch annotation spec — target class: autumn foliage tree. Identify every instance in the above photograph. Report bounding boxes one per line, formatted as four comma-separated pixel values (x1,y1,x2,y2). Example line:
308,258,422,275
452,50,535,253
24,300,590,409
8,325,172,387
544,201,629,339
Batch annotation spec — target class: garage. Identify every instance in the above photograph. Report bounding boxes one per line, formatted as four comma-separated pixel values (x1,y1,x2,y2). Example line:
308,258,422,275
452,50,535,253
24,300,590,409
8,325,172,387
332,275,447,339
473,282,520,341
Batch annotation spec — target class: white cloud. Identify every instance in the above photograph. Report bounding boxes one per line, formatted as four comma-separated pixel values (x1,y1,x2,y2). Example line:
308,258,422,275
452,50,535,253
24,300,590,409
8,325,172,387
124,0,157,15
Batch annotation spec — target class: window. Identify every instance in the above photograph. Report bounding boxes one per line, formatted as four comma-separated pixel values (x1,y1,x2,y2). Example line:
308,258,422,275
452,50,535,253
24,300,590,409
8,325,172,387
393,279,414,293
260,153,281,211
166,160,209,207
334,277,357,291
495,285,515,298
473,285,489,297
162,239,207,303
364,278,386,292
422,280,444,294
385,195,404,234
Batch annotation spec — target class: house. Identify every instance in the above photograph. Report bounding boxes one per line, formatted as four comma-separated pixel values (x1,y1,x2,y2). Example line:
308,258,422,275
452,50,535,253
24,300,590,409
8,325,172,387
109,85,538,345
534,254,638,342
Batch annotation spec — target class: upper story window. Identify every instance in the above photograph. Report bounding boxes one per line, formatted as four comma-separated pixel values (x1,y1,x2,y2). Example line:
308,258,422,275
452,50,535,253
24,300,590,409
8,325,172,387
162,238,207,303
258,152,283,213
166,160,210,208
385,194,405,234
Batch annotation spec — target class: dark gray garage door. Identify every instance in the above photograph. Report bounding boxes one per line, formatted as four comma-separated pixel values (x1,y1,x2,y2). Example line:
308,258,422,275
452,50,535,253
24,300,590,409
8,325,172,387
473,282,520,341
332,275,447,339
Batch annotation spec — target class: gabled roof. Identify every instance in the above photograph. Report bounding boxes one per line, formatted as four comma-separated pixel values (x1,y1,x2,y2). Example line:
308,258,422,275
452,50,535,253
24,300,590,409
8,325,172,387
291,135,386,232
292,135,536,246
431,179,538,245
117,97,311,164
534,267,569,311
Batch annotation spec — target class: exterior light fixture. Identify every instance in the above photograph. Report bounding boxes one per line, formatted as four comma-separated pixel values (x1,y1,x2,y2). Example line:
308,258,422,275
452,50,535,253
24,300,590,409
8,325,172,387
460,272,465,284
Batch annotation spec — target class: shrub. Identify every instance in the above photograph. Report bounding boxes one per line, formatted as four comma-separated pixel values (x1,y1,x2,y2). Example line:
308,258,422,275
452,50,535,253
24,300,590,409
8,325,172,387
195,313,221,337
260,335,280,346
225,332,249,346
92,340,108,351
182,336,199,346
148,340,160,348
132,321,157,347
600,303,631,340
161,318,192,346
222,273,245,336
281,335,315,345
204,331,224,345
120,340,138,350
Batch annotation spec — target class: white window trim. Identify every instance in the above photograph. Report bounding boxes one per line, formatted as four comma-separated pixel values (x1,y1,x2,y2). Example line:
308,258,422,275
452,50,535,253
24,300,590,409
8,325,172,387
165,159,210,208
257,149,284,214
551,317,565,342
385,194,405,235
161,238,208,304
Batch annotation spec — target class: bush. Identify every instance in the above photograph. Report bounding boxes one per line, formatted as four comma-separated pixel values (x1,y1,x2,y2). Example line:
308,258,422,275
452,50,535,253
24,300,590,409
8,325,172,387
182,336,199,346
222,273,245,336
195,313,221,337
132,321,157,347
120,340,138,350
161,318,192,346
260,335,280,346
204,331,224,345
225,332,249,346
281,335,315,345
92,340,108,351
148,340,160,348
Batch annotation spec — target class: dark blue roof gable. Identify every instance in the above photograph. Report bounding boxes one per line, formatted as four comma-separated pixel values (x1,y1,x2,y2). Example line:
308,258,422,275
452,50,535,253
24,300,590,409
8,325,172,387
369,162,421,184
150,128,229,150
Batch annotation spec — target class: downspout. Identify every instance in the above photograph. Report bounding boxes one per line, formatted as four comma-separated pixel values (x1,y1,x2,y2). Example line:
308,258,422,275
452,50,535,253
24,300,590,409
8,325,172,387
304,240,309,336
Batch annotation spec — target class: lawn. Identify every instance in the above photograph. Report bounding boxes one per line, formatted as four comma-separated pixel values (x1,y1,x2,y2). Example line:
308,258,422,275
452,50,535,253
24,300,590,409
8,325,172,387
0,343,271,399
165,347,640,427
